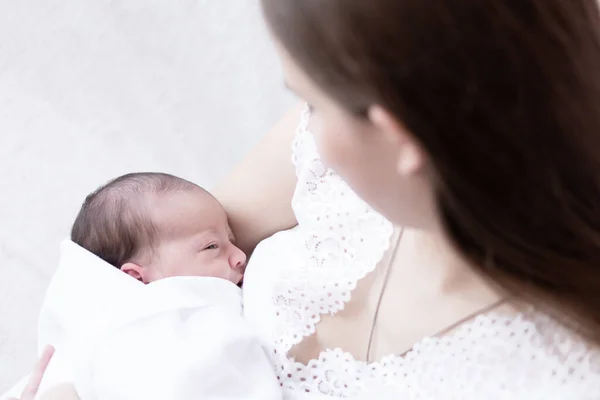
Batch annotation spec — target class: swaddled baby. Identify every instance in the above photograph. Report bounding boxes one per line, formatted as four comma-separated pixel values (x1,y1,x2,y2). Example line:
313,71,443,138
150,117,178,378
43,172,281,399
71,172,246,285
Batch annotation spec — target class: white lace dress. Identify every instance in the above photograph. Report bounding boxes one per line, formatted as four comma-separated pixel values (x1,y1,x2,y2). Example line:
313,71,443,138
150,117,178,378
242,107,600,399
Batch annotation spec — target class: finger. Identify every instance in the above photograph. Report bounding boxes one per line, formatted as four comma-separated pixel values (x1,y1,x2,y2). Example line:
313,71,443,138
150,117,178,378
20,345,56,400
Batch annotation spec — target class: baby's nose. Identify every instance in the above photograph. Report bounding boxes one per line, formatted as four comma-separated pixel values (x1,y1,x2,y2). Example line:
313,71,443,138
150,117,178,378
230,246,247,272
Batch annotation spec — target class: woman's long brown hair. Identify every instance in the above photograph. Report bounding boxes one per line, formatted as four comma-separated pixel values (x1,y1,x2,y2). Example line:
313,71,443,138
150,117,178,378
262,0,600,343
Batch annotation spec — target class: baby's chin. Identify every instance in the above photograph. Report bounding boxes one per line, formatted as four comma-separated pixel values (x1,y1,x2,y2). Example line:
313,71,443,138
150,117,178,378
234,275,244,288
217,272,243,288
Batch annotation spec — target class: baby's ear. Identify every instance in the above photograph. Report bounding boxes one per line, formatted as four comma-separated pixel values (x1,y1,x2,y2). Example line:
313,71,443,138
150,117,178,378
121,262,146,284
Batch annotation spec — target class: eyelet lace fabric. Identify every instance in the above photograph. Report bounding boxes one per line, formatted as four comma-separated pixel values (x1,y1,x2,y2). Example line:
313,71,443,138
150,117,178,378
270,105,394,354
262,105,600,398
275,312,600,399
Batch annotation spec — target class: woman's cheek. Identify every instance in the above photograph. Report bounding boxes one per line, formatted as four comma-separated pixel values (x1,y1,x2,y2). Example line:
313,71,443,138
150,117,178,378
317,120,362,175
314,126,337,168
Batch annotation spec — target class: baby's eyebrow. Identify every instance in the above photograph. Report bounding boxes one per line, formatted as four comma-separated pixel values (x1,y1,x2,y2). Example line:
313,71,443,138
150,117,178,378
226,224,236,244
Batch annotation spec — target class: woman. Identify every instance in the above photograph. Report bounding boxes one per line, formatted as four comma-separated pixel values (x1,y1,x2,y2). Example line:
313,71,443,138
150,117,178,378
242,0,600,396
17,0,600,398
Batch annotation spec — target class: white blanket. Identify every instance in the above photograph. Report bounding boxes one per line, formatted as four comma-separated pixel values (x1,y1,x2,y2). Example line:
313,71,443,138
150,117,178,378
16,240,283,399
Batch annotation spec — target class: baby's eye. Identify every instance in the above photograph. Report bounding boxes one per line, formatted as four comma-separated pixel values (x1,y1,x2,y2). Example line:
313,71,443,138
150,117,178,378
204,244,218,250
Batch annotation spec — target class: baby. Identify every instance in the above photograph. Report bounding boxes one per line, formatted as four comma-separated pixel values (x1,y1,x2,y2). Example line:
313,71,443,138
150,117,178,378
30,172,281,400
70,172,246,285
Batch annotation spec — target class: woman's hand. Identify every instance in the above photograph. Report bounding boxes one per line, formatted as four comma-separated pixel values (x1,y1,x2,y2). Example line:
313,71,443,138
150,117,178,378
7,345,55,400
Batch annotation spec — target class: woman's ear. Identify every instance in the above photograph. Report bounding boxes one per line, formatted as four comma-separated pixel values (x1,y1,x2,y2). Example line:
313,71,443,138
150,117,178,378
121,262,146,284
368,105,425,176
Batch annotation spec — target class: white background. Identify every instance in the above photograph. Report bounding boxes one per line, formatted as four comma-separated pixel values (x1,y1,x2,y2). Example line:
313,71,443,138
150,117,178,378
0,0,292,390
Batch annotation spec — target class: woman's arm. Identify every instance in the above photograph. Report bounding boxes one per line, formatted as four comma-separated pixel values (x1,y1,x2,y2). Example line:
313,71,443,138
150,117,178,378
213,104,302,255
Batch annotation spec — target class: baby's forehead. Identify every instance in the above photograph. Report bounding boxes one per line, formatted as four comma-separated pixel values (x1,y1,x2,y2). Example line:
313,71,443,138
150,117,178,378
191,223,235,240
148,189,231,237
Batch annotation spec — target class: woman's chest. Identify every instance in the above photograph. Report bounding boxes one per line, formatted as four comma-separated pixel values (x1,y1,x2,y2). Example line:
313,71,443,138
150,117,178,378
243,227,478,365
282,236,493,364
243,228,593,399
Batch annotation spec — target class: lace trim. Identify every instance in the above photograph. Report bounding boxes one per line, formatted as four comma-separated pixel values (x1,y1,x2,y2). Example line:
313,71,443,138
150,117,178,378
275,312,600,397
270,104,393,352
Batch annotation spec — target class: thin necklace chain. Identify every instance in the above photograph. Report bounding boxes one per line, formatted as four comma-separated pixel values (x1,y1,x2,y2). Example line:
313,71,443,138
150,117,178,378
365,229,507,362
366,229,403,362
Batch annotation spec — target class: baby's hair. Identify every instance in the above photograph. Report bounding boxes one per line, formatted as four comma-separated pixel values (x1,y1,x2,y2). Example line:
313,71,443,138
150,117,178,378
71,172,203,268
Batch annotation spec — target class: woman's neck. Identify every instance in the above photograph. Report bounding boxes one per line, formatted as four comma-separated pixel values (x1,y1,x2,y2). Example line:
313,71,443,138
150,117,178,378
396,224,503,303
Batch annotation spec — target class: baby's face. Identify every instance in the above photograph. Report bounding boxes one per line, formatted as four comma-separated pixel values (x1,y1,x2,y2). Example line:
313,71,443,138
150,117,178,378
142,189,246,285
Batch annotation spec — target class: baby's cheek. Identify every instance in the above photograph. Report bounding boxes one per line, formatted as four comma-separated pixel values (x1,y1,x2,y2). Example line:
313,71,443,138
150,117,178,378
193,261,221,279
167,259,197,278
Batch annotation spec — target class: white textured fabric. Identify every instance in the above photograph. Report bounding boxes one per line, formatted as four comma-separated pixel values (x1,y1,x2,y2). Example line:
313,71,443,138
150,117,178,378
242,106,600,399
36,240,142,395
80,281,281,400
35,240,281,400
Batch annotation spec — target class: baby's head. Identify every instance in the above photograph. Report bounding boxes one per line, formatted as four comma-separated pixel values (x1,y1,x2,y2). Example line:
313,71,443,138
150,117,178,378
71,173,246,285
